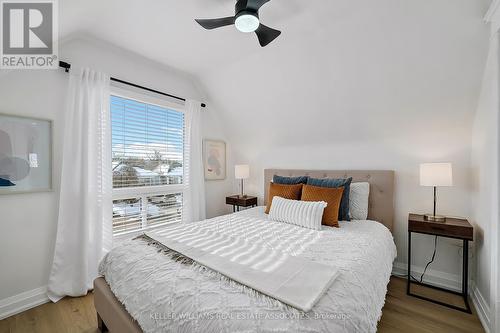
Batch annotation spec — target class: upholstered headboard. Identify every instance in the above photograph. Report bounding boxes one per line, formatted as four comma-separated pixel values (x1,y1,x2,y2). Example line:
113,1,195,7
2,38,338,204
264,169,395,232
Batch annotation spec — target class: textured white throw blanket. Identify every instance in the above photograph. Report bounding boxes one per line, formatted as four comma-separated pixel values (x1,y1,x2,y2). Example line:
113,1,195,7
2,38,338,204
100,207,396,333
143,228,339,312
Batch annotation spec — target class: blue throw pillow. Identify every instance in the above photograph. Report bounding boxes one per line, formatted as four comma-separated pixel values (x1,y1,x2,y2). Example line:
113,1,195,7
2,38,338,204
273,175,309,185
307,177,353,221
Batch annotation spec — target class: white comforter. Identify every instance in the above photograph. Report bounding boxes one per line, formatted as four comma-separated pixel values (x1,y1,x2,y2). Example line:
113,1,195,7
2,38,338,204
99,207,396,333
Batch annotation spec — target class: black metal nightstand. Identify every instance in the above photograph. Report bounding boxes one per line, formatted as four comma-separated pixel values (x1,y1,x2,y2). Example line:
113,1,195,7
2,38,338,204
407,213,473,313
226,195,257,212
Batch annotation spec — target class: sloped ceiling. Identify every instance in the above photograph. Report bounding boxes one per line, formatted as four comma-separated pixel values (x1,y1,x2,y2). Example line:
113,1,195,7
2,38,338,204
60,0,490,147
60,0,292,73
58,0,493,281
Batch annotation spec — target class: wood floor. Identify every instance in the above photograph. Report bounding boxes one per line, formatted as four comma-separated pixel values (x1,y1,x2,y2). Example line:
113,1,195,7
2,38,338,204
379,277,484,333
0,277,485,333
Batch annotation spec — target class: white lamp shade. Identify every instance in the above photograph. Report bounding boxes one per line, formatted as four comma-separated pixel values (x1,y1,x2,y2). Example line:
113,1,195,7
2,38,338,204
235,165,250,179
420,163,453,187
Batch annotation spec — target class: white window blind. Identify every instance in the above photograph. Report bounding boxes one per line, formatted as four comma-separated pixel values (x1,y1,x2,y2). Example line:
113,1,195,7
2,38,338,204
111,94,184,236
112,193,183,236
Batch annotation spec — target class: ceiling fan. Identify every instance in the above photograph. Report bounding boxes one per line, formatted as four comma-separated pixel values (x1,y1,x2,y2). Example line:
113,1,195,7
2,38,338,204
195,0,281,47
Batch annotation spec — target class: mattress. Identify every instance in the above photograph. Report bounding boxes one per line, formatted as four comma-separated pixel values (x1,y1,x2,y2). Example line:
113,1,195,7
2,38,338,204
99,206,396,333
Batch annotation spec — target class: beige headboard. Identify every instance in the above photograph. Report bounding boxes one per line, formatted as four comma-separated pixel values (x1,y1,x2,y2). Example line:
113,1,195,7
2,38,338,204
264,169,395,232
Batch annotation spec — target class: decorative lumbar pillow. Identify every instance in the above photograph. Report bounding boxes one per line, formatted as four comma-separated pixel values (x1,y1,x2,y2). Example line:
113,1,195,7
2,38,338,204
265,182,303,214
273,174,309,185
307,177,353,221
268,196,326,231
349,182,370,220
301,184,344,227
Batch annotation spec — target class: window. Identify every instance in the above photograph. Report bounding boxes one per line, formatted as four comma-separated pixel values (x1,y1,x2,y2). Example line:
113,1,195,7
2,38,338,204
111,93,184,236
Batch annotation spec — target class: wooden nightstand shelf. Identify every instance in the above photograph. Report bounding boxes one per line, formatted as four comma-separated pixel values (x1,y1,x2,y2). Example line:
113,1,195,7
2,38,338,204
407,213,473,313
226,195,258,212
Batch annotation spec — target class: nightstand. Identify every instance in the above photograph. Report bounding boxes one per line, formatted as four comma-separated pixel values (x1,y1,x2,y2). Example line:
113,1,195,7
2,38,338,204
407,213,473,313
226,195,258,212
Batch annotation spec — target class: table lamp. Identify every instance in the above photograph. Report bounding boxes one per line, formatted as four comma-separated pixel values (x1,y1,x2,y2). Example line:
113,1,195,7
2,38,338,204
235,165,250,198
419,162,453,222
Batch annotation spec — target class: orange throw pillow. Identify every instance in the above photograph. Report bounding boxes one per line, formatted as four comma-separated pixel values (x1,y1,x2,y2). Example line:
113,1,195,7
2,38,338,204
301,184,344,227
266,183,303,214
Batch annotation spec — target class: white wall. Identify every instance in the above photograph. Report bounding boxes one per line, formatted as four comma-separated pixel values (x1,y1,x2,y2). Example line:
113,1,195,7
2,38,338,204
471,32,498,312
197,0,490,282
0,0,494,323
0,36,230,301
225,128,473,278
0,70,67,301
200,105,234,218
471,2,500,329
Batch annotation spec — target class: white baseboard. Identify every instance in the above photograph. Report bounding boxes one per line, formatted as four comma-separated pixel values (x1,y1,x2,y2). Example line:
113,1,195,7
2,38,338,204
471,282,491,333
392,262,491,333
0,286,49,320
392,261,461,291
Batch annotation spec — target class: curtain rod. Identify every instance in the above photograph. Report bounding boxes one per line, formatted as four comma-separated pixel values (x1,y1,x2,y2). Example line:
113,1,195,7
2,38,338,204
58,61,206,108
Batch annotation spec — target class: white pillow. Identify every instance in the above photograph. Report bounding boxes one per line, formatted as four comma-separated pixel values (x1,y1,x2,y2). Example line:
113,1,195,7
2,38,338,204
349,182,370,220
268,196,326,230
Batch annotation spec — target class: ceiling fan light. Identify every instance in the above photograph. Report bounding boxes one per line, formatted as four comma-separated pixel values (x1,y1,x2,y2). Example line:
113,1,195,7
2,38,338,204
235,13,259,33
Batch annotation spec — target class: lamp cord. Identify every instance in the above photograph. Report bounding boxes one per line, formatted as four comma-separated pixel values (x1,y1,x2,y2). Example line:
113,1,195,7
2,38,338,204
407,235,438,283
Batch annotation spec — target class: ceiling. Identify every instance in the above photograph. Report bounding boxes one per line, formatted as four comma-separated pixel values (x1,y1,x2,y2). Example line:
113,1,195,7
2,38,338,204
60,0,491,147
60,0,298,75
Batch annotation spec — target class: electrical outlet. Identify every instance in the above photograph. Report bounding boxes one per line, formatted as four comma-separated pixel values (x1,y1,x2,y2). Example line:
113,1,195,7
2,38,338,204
29,153,38,168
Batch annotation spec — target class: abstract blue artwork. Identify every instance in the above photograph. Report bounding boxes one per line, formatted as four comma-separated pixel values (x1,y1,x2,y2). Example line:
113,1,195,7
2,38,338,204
0,114,51,194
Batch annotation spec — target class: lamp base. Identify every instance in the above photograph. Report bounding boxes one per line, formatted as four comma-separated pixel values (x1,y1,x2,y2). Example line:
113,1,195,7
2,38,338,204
424,214,446,222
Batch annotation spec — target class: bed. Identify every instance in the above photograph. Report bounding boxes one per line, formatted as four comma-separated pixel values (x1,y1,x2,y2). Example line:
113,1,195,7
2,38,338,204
95,169,396,333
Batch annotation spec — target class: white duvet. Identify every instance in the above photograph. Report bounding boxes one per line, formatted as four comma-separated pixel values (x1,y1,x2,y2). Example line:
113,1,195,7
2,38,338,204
99,207,396,333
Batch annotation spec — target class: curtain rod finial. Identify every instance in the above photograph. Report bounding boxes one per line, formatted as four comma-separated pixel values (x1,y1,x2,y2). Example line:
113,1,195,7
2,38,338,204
59,61,71,73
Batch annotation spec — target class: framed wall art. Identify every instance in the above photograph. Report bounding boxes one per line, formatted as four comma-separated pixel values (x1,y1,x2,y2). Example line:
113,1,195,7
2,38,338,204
0,114,52,194
203,139,226,180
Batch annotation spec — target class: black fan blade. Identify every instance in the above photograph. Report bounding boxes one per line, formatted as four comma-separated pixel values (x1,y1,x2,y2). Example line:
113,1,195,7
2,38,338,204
255,24,281,47
195,16,235,30
246,0,271,11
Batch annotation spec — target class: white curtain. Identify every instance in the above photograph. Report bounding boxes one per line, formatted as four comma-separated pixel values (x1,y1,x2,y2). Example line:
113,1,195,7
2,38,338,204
47,68,112,302
182,100,206,223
